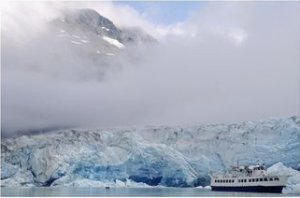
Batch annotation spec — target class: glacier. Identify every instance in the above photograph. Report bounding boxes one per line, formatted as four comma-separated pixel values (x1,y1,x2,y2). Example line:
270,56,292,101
1,116,300,193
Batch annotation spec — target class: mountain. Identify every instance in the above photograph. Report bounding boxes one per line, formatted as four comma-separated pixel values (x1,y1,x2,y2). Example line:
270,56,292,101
50,8,155,57
1,116,300,190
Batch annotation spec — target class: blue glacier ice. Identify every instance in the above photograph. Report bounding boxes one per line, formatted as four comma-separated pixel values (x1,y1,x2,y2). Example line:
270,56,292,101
1,116,300,191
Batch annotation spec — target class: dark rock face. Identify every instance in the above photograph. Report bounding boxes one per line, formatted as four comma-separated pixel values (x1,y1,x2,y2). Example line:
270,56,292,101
52,8,155,45
62,8,121,40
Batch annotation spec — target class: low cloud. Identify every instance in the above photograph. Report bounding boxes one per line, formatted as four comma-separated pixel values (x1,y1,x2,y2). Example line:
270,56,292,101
1,2,299,136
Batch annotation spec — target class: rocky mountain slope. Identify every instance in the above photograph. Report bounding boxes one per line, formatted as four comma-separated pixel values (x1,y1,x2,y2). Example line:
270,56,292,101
50,8,155,57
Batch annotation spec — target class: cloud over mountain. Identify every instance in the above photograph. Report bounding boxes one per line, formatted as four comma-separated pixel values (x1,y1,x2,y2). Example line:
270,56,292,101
1,2,299,136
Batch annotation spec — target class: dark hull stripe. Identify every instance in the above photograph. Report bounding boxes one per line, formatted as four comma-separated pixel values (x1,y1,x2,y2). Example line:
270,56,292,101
211,186,284,193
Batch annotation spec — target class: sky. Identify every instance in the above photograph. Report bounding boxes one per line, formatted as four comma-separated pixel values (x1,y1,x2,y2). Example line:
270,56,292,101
1,1,300,136
116,1,203,25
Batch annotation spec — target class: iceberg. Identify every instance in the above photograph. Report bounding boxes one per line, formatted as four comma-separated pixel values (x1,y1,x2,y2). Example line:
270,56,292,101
267,162,300,194
1,116,300,190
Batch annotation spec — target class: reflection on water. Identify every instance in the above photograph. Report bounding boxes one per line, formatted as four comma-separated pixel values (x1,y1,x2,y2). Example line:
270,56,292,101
1,187,296,197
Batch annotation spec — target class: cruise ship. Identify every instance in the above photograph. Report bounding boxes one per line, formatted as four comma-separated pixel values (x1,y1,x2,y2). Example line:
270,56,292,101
210,164,289,193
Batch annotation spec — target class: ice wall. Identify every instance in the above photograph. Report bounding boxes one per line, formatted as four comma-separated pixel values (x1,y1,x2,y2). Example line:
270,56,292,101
1,116,300,189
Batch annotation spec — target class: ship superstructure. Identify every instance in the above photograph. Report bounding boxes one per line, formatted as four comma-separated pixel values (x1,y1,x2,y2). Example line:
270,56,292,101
210,164,288,193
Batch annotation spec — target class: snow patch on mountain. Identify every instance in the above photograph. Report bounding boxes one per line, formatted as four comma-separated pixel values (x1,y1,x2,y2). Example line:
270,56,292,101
70,40,81,45
102,36,125,49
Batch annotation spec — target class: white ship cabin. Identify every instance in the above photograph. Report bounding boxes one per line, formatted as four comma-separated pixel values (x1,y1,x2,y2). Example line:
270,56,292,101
211,164,288,187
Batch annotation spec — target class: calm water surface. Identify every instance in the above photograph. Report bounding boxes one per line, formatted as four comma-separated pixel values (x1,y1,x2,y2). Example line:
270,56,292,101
1,187,297,197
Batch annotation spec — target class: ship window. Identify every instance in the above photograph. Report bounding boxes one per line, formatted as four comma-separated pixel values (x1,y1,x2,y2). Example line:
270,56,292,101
248,179,251,182
260,178,263,182
270,178,273,181
264,178,268,181
275,177,279,181
232,180,234,183
256,178,259,182
226,180,228,183
244,179,246,182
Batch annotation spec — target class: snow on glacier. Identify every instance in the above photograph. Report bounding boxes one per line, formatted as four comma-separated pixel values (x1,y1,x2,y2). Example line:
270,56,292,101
1,116,300,190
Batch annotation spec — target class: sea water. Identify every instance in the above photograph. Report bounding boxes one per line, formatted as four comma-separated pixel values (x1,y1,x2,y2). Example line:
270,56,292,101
1,187,297,197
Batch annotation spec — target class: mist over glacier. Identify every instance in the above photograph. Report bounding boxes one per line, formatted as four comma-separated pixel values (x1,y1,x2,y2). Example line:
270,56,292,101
1,2,300,136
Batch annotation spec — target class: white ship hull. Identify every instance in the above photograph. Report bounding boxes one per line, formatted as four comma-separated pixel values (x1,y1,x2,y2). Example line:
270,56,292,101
211,175,288,193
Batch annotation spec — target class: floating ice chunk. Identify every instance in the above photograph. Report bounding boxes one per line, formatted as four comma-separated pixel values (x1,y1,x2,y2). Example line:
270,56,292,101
115,179,126,187
71,40,81,45
283,184,300,195
102,36,125,49
204,186,211,190
106,53,115,56
268,162,300,194
125,179,151,188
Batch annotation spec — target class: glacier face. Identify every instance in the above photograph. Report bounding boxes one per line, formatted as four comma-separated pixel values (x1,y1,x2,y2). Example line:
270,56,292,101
1,116,300,188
